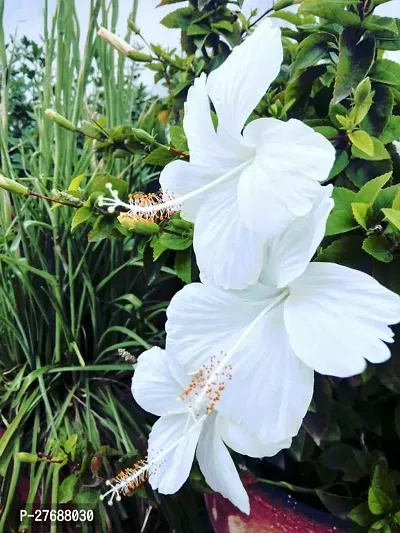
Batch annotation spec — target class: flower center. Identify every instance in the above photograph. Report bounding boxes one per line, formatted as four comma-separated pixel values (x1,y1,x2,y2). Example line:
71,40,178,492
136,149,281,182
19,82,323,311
97,160,251,221
179,354,232,417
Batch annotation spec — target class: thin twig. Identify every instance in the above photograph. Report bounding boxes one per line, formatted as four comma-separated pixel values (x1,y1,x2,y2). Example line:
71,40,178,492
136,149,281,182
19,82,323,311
247,6,274,31
29,191,79,208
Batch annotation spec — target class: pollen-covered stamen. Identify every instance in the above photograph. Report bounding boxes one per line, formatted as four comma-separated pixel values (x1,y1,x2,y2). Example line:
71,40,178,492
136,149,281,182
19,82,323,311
97,183,181,221
100,459,149,505
128,191,180,222
180,353,232,417
97,160,250,220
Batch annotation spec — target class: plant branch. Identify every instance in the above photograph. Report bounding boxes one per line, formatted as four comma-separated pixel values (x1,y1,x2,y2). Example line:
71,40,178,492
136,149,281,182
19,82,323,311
29,191,79,208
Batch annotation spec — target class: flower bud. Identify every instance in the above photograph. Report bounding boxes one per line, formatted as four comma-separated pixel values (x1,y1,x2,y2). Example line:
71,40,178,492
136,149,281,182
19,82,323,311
127,19,140,35
132,128,156,145
127,50,153,62
0,175,29,196
97,27,134,56
118,214,160,235
273,0,300,9
45,109,76,132
16,452,39,464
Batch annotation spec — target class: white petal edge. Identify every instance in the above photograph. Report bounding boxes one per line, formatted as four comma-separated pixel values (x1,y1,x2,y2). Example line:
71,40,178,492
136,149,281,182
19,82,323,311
196,412,250,515
183,73,248,169
132,347,186,417
148,413,201,494
238,118,336,237
260,185,334,288
285,262,400,377
217,415,292,458
207,19,283,141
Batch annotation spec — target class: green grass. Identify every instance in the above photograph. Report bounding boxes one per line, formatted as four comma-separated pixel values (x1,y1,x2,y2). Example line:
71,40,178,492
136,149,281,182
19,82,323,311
0,1,200,531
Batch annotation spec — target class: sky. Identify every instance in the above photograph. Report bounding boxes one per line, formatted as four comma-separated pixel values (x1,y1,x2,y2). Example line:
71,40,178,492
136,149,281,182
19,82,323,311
3,0,271,89
3,0,270,46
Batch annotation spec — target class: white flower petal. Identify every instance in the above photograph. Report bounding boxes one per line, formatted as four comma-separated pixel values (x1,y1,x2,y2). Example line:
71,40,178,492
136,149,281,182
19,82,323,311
260,185,334,288
194,181,267,289
217,415,292,458
159,160,219,222
196,412,250,515
183,74,248,169
285,262,400,377
166,281,269,374
218,304,314,444
238,118,335,237
207,19,283,140
131,347,186,417
148,413,201,494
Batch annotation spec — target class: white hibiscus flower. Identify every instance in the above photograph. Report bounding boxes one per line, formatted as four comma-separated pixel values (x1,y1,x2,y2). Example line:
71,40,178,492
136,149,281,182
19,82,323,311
101,347,290,514
99,18,335,290
165,187,400,442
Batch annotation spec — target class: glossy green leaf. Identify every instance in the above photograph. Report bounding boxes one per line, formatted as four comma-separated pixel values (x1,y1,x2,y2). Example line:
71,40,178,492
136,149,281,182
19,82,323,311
333,28,375,103
362,235,393,263
382,208,400,230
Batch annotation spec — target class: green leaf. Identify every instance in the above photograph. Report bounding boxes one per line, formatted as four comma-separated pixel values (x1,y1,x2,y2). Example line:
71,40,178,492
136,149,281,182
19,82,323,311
362,15,399,39
292,33,332,72
368,487,392,515
74,488,99,510
211,21,234,33
299,0,360,27
393,191,400,210
361,84,393,137
87,174,128,197
64,434,78,454
373,185,400,215
349,130,375,157
332,187,357,210
160,7,193,30
328,151,350,180
150,235,168,261
352,202,371,229
370,59,400,86
351,78,374,126
329,102,349,129
159,232,192,250
59,475,78,504
144,146,177,166
371,458,397,499
373,18,400,51
326,210,359,236
333,28,376,104
355,173,392,204
68,174,86,192
316,491,364,521
170,125,188,152
284,65,327,108
346,160,393,188
71,206,92,232
362,235,393,262
88,216,116,243
382,208,400,230
316,236,364,265
174,249,192,283
348,501,376,527
352,137,390,161
380,115,400,144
